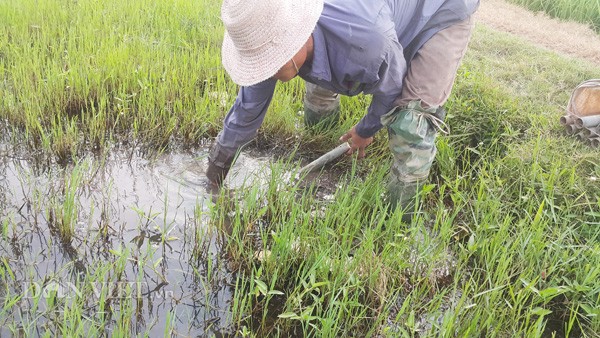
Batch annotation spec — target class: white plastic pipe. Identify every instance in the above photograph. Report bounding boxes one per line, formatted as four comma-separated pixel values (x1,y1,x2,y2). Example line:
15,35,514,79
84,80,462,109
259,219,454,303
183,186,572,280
297,142,351,175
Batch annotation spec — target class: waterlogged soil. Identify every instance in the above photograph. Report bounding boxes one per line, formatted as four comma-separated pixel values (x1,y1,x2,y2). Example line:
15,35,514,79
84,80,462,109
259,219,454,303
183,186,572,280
0,143,340,336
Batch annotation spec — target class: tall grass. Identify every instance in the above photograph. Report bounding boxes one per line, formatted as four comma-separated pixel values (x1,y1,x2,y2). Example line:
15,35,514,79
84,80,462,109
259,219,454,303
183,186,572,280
0,0,232,160
1,0,600,337
508,0,600,34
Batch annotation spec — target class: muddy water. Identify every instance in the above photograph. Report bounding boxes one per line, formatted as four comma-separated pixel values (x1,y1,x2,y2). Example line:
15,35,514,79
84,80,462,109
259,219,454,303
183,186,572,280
0,145,277,336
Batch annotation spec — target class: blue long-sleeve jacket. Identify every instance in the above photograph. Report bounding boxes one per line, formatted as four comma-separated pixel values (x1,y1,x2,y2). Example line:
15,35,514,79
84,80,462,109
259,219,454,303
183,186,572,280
217,0,479,156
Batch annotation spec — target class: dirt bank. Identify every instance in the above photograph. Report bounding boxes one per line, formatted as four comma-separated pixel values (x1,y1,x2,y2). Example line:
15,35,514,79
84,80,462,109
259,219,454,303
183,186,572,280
475,0,600,66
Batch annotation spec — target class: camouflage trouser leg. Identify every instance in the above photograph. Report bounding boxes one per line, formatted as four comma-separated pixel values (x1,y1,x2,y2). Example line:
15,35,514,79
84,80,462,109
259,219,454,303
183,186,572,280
381,17,473,220
303,82,341,129
381,100,446,217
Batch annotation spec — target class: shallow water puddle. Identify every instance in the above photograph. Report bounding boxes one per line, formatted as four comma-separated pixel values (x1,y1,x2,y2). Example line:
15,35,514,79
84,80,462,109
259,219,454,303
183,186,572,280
0,146,274,336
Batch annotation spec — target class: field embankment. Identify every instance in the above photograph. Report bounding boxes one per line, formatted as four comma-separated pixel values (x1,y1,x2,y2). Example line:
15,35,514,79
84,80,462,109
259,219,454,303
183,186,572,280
507,0,600,34
477,0,600,66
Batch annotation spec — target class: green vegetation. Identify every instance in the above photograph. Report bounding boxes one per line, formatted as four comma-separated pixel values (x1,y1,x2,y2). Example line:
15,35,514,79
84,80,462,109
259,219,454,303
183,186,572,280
0,0,230,160
508,0,600,34
1,0,600,337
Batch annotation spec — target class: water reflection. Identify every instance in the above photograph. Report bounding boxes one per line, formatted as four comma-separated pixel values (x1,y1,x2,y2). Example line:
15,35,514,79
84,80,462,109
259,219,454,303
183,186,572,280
0,146,271,336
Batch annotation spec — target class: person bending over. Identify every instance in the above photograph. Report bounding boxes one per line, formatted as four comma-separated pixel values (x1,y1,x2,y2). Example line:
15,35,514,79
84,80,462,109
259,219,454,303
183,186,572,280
207,0,479,219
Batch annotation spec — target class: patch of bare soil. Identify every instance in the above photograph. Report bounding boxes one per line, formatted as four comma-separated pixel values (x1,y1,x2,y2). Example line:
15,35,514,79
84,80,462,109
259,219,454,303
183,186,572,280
475,0,600,66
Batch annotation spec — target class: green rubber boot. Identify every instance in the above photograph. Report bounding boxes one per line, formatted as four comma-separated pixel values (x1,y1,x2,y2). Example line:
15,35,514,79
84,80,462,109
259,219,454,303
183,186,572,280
303,106,340,132
387,173,422,223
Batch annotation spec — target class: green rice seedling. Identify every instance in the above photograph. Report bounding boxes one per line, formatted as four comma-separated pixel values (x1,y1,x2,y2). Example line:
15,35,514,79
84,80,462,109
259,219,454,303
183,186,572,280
56,161,86,242
0,258,15,297
1,214,10,240
0,0,230,158
213,157,410,336
163,310,176,337
228,273,254,333
434,147,600,336
45,165,81,243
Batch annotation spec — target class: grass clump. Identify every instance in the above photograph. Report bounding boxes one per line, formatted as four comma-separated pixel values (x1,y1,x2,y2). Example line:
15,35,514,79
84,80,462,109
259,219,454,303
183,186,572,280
0,0,231,160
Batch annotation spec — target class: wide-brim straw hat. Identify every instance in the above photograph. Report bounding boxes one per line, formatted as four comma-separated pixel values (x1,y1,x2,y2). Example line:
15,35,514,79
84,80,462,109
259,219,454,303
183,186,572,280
221,0,324,86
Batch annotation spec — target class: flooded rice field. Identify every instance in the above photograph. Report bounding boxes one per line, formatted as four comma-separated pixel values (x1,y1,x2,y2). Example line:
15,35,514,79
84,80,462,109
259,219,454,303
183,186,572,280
0,142,338,336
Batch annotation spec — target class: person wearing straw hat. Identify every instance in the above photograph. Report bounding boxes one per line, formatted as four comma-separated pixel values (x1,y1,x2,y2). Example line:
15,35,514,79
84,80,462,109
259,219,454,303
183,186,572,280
208,0,479,219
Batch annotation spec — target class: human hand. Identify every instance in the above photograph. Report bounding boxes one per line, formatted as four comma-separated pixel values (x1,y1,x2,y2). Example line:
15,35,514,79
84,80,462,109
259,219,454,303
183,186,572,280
339,126,373,159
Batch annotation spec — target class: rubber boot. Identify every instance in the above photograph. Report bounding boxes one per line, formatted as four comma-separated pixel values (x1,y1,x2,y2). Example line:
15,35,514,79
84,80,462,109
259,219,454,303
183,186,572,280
304,106,341,132
387,173,422,223
206,142,235,187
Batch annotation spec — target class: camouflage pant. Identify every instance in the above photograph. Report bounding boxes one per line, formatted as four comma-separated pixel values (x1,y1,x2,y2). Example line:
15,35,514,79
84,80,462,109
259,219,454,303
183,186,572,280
304,82,340,114
381,101,444,183
303,82,341,128
381,101,447,211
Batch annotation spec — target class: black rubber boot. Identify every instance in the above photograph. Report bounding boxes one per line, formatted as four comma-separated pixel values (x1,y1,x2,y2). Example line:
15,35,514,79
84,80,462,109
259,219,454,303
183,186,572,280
206,142,235,187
